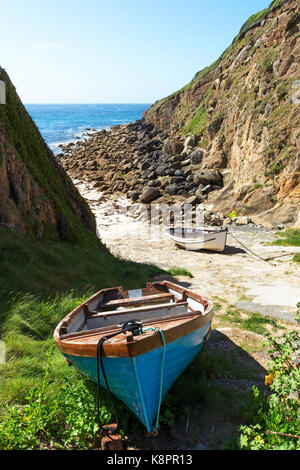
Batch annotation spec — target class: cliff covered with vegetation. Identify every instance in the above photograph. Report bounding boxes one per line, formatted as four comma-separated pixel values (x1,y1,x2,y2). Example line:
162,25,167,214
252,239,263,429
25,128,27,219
0,68,97,244
144,0,300,226
0,70,165,450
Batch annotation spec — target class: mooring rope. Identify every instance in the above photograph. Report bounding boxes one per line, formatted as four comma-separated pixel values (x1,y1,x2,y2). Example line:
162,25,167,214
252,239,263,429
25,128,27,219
96,320,143,436
97,323,166,435
226,228,274,266
142,327,166,434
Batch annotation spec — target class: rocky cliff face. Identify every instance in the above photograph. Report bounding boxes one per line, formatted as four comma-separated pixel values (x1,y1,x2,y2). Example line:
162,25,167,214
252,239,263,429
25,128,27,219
0,68,97,244
144,0,300,226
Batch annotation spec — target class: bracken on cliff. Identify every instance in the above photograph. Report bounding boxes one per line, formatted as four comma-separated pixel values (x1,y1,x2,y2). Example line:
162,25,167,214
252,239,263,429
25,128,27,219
0,68,98,244
144,0,300,226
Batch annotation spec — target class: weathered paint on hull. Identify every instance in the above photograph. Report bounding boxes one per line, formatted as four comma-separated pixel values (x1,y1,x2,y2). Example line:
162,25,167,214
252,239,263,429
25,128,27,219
64,322,211,432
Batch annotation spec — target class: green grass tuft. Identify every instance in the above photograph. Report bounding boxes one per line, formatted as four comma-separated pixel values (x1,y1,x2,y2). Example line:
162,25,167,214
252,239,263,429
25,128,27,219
220,307,278,336
293,253,300,263
271,229,300,247
167,267,193,278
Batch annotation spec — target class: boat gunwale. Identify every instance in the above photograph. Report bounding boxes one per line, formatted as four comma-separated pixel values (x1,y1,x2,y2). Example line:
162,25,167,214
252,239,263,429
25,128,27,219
56,310,213,358
168,235,219,244
54,281,213,358
168,227,228,235
167,228,227,242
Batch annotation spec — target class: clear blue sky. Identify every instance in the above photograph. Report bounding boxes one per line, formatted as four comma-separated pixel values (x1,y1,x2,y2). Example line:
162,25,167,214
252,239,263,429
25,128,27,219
1,0,271,104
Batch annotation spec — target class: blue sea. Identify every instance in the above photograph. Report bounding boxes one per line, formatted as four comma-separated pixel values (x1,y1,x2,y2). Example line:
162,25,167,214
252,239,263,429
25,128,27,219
25,104,151,154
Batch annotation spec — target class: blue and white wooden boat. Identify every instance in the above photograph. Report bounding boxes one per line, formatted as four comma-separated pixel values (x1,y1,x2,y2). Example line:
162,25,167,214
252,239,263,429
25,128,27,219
54,281,214,432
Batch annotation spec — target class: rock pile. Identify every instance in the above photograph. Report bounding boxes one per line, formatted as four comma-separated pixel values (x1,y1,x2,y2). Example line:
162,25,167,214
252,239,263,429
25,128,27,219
57,120,225,206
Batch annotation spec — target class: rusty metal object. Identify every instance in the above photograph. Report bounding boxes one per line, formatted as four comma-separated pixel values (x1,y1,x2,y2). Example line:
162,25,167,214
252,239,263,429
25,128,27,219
64,357,72,367
144,430,156,438
101,424,124,450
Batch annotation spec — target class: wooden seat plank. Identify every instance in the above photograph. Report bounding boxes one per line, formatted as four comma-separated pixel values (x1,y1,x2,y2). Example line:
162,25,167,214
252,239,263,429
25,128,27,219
89,301,188,319
60,305,194,341
102,293,174,310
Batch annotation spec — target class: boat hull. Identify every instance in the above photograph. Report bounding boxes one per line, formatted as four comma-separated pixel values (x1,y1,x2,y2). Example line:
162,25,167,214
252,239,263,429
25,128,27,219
54,281,214,433
64,322,211,432
167,228,227,252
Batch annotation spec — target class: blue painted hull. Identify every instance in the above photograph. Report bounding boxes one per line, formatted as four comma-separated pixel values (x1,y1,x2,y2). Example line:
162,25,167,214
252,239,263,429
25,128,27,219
64,322,211,432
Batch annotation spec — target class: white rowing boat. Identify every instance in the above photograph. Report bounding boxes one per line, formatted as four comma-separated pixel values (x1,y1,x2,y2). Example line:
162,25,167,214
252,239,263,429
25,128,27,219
166,227,228,252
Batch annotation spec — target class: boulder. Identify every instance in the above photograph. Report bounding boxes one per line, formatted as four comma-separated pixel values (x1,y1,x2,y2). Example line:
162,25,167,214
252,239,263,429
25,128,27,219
165,184,177,196
290,81,300,105
170,176,185,184
181,159,192,167
194,170,223,187
137,131,146,140
195,187,204,198
190,149,204,164
128,191,140,201
185,195,200,206
139,161,151,171
229,44,252,71
164,137,184,155
209,213,223,226
156,165,167,175
184,135,196,148
148,171,157,180
171,161,182,170
148,180,161,187
236,216,252,225
178,188,188,196
181,146,193,158
140,187,161,203
123,162,133,173
165,168,176,176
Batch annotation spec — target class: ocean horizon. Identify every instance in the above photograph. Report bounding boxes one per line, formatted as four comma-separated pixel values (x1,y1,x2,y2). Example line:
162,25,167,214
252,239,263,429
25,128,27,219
25,103,151,154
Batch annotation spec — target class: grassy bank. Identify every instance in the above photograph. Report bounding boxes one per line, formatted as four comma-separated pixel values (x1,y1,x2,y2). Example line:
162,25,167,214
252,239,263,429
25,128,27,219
0,228,163,448
0,69,96,245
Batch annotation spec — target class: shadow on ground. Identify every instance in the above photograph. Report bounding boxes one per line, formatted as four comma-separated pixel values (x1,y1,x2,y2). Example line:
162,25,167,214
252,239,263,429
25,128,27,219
126,330,267,451
224,245,246,255
151,273,192,289
174,245,246,255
